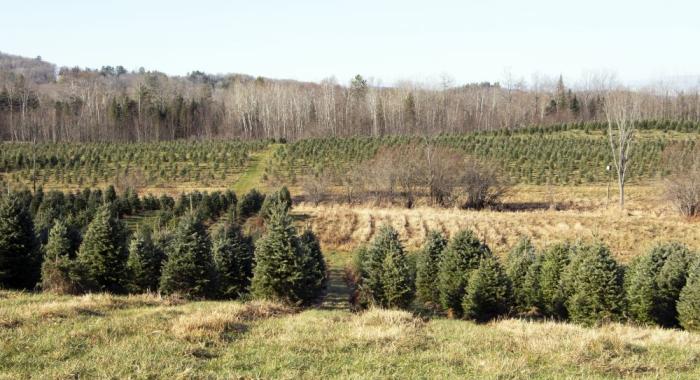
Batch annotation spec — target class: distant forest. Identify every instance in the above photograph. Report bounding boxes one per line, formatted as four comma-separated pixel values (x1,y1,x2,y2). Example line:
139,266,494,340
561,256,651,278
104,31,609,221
1,51,700,142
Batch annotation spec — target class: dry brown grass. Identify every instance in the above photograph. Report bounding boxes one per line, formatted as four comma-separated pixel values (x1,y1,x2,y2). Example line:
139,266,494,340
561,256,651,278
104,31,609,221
295,183,700,261
171,301,295,341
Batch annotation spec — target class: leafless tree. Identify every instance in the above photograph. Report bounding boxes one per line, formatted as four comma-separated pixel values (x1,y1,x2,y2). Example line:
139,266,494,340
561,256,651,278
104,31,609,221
663,144,700,217
604,90,639,209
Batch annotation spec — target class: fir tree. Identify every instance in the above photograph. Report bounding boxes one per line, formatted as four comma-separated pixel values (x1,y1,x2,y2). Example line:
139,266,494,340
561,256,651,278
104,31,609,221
250,201,305,304
159,214,217,298
237,188,265,220
212,222,254,299
380,233,414,309
505,237,536,313
75,205,129,293
438,230,491,317
127,225,165,293
0,193,40,289
565,243,625,326
539,243,571,318
298,228,327,303
626,243,692,327
678,260,700,331
462,256,512,322
360,224,404,306
415,230,448,306
40,220,77,294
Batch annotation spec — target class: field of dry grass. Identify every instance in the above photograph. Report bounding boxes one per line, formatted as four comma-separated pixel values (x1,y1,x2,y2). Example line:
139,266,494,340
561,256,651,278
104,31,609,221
2,291,699,379
294,183,699,262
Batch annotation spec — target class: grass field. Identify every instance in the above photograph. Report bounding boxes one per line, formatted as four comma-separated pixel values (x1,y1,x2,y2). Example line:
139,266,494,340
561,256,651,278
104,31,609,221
2,290,700,379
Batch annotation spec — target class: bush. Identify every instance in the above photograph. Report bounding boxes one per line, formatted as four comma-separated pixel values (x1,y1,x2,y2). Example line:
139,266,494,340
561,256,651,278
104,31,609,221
538,243,571,319
564,243,625,326
462,256,512,322
159,214,217,298
415,230,448,306
212,222,254,299
40,220,78,294
505,237,537,313
678,260,700,331
127,226,165,293
75,205,130,293
626,243,693,327
437,230,491,317
0,193,40,289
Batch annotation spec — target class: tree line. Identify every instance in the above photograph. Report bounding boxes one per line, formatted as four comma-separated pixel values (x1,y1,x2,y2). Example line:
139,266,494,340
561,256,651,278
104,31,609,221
353,225,700,331
0,186,327,305
2,52,700,142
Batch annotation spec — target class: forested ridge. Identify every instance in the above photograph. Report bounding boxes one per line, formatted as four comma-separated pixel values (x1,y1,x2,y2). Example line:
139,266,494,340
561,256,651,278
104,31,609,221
3,51,700,142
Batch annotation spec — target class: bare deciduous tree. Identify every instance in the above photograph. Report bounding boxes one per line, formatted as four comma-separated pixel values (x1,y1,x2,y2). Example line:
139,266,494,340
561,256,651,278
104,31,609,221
604,91,639,209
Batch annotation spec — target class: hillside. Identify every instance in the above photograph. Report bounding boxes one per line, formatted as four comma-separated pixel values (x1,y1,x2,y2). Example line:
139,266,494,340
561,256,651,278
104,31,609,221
1,291,699,379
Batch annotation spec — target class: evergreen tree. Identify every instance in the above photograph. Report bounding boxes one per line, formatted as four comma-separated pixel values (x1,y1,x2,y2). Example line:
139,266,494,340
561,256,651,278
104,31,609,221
415,230,448,306
250,201,305,304
212,222,254,299
380,233,414,309
260,188,292,220
505,237,536,313
127,225,165,293
521,254,544,314
0,193,40,289
237,188,265,220
360,224,404,306
75,205,129,293
462,256,512,322
539,243,571,318
565,243,625,326
40,220,77,293
626,243,692,327
678,260,700,331
298,228,327,303
437,230,491,317
159,214,217,298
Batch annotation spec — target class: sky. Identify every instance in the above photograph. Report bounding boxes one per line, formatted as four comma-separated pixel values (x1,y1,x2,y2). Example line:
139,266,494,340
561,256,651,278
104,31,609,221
2,0,699,87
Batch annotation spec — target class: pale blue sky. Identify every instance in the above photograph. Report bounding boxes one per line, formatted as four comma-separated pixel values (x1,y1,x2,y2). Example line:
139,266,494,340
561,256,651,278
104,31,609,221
3,0,699,86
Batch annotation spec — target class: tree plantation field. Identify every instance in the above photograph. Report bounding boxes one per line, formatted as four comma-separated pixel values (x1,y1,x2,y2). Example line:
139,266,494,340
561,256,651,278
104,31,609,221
3,127,700,379
2,292,700,379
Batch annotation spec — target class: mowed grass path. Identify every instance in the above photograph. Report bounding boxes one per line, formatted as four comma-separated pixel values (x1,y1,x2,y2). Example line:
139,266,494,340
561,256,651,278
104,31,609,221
231,143,281,195
2,290,700,379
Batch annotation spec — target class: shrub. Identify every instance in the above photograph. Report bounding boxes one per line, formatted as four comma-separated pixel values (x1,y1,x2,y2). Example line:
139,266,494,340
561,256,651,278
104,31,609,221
127,226,165,293
212,222,254,299
159,214,217,298
462,256,512,322
564,243,625,326
0,193,40,289
437,230,491,317
505,237,537,313
678,260,700,331
415,230,448,306
75,205,130,293
538,243,571,319
626,243,693,327
40,220,78,294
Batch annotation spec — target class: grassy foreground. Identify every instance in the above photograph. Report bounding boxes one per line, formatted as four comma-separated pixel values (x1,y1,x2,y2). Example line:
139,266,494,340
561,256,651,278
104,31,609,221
1,291,700,379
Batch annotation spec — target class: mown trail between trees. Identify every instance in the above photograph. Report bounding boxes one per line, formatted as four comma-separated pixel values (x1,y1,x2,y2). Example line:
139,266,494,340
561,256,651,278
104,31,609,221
320,252,354,310
231,143,281,195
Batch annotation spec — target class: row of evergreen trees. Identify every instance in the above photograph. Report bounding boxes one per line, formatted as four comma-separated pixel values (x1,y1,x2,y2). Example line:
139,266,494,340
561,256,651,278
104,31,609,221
354,225,700,330
0,187,326,304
